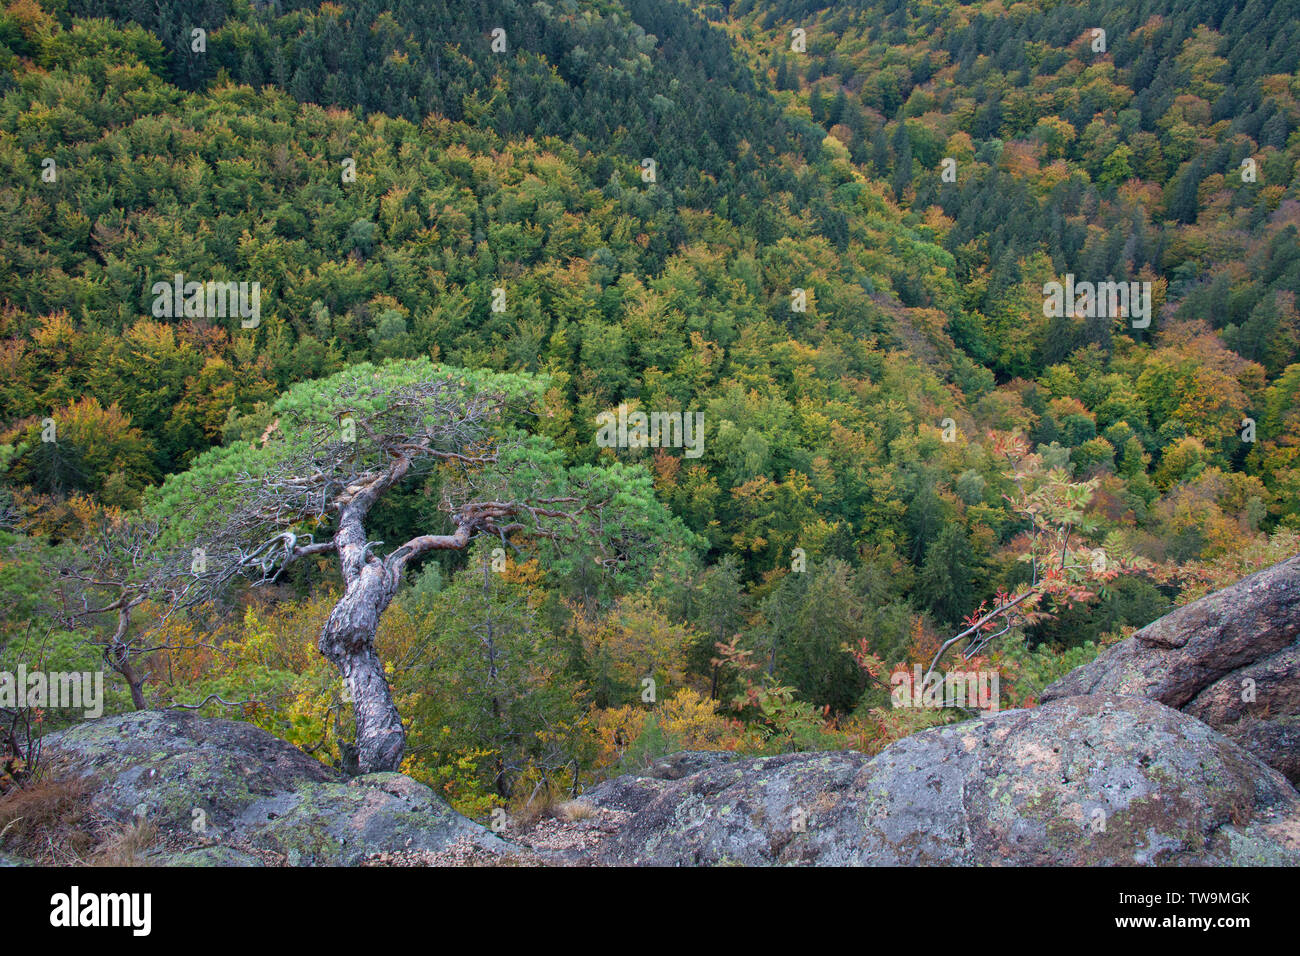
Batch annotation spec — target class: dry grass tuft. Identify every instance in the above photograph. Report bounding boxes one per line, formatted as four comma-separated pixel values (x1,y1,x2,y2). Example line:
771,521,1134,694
0,773,158,865
90,817,157,866
0,774,97,863
507,779,574,830
556,799,598,822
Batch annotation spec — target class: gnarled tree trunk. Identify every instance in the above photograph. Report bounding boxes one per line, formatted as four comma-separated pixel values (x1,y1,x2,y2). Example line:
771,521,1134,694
106,599,148,711
322,508,407,774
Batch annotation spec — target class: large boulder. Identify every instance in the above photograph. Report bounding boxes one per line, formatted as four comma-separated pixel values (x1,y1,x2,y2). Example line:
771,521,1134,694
40,710,514,866
572,695,1300,866
1042,555,1300,783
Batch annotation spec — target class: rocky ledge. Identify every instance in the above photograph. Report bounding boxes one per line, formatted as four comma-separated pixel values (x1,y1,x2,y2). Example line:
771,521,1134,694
12,554,1300,867
36,709,513,866
1043,554,1300,783
22,692,1299,867
550,693,1299,865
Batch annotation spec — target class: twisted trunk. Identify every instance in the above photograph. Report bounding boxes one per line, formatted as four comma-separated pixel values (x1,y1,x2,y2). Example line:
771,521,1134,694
319,564,405,775
320,561,405,773
313,460,518,774
106,600,148,711
322,481,409,774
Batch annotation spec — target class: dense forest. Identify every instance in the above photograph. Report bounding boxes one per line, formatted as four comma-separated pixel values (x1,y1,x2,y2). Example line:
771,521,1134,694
1,0,1297,819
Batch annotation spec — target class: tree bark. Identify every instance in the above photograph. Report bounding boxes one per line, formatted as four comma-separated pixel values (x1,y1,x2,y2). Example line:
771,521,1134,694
319,476,413,775
319,560,406,774
106,602,148,711
123,664,147,711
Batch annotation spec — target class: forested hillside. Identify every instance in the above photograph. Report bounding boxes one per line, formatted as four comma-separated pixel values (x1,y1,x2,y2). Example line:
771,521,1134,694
1,0,1297,817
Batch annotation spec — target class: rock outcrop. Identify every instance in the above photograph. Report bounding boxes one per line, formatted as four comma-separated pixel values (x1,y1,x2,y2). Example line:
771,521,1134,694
38,710,513,866
14,556,1298,867
1042,555,1300,783
24,693,1300,867
566,694,1300,866
20,695,1300,867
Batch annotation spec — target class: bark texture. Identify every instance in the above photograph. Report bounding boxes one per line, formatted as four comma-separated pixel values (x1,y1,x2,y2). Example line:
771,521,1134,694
319,568,405,774
321,491,408,774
